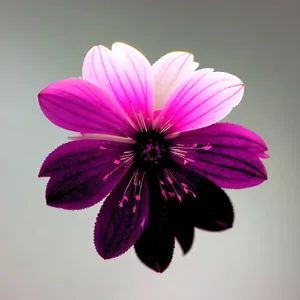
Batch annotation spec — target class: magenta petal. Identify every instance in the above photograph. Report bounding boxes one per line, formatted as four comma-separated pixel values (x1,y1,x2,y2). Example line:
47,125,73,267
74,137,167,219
38,78,133,137
157,70,244,134
171,123,268,189
153,110,161,120
82,44,154,131
39,140,131,210
257,152,270,159
94,167,149,259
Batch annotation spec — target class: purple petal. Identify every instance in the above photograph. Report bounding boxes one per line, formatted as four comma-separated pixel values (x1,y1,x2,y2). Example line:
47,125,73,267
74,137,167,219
39,140,131,210
38,77,134,137
170,123,268,188
156,70,244,134
94,166,149,259
172,122,268,155
82,43,154,131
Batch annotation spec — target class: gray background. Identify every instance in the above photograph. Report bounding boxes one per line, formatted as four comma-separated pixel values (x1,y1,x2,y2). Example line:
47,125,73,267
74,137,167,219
1,0,299,299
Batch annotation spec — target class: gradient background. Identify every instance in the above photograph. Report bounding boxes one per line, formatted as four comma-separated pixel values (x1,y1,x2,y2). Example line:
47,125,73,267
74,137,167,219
1,0,299,299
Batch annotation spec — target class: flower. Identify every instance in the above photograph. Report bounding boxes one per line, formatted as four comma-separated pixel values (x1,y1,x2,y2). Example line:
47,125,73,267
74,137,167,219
38,42,268,273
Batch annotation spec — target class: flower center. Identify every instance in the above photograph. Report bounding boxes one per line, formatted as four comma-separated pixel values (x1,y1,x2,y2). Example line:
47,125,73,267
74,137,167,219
132,131,170,169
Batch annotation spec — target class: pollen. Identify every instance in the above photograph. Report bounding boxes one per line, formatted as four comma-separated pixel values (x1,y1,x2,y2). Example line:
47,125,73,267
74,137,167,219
140,139,163,163
132,130,170,169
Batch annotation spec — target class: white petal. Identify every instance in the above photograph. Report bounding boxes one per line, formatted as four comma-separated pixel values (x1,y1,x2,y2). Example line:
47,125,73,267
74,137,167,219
152,51,199,110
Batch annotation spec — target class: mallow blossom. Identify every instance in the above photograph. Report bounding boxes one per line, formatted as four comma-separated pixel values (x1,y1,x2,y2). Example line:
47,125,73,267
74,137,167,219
38,42,268,273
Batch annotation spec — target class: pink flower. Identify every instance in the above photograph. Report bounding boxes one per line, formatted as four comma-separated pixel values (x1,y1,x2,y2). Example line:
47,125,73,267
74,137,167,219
38,42,268,273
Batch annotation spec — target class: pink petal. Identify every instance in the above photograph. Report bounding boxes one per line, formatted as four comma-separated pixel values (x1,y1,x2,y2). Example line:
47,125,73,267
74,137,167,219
39,140,132,210
152,52,199,110
170,123,268,189
156,70,244,134
82,43,154,131
38,78,133,137
257,152,270,159
153,110,161,120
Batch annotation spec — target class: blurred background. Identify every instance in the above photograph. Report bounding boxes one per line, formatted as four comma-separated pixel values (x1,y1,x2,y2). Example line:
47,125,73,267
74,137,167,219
0,0,299,299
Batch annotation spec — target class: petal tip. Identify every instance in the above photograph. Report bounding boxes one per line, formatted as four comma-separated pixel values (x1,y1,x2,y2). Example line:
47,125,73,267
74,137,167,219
38,170,46,178
38,165,49,178
259,165,268,181
37,89,47,104
46,202,59,209
98,250,112,260
111,41,129,48
94,244,123,260
259,152,270,159
46,198,62,209
181,248,191,256
153,262,170,273
45,195,59,208
37,90,43,99
215,219,234,231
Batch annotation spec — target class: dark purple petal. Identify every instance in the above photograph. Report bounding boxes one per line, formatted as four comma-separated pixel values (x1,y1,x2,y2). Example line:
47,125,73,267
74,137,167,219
159,164,234,232
187,175,234,231
40,140,131,210
170,123,268,189
174,224,194,255
168,197,194,255
38,78,134,137
134,175,174,273
94,166,149,259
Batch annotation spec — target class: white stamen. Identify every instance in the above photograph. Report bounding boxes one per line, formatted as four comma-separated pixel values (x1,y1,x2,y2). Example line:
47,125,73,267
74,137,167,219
68,134,136,144
164,132,180,140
